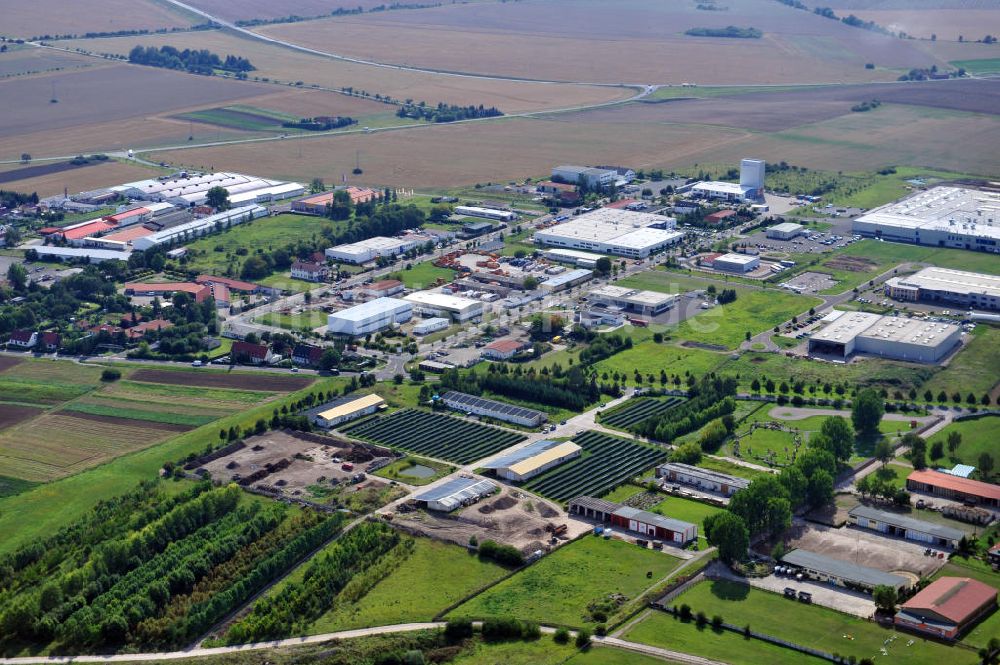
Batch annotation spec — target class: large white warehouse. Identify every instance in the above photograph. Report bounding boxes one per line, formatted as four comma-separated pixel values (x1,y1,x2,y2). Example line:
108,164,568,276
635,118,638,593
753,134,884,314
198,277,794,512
884,267,1000,311
325,236,419,264
132,205,268,250
808,311,962,363
112,172,303,206
404,291,484,322
327,297,413,336
533,208,683,258
853,186,1000,252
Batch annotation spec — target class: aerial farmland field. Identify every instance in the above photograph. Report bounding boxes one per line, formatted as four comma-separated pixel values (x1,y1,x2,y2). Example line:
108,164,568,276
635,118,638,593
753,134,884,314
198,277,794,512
0,159,163,198
4,0,193,37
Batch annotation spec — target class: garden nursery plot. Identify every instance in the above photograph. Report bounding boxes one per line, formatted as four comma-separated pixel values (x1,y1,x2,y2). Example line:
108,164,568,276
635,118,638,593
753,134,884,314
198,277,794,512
524,431,665,502
340,408,525,464
600,396,685,431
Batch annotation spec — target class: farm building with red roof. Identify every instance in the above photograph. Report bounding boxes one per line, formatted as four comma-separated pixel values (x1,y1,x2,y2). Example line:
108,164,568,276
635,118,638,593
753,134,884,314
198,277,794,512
705,209,737,224
906,469,1000,508
481,338,528,360
895,577,997,639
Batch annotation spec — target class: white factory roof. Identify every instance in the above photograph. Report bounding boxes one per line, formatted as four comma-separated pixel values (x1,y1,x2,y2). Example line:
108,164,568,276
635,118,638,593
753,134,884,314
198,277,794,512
591,284,675,307
591,285,635,299
810,311,883,344
404,291,482,311
891,267,1000,299
855,186,1000,240
544,248,605,262
859,316,961,347
612,228,685,250
692,181,752,195
540,268,593,288
713,252,759,265
330,297,411,322
539,208,675,239
329,236,411,254
33,246,132,261
770,222,804,233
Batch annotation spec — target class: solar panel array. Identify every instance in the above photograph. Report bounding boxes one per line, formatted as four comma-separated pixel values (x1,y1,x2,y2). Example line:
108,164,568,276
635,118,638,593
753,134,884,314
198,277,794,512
442,391,544,422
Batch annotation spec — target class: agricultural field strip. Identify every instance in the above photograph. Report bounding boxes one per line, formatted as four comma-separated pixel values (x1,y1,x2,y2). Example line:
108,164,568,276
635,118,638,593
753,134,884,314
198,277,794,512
340,409,526,464
600,397,685,430
525,431,666,502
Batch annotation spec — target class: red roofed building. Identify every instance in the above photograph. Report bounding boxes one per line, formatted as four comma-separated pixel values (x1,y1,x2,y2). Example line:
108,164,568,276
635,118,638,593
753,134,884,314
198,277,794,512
7,330,37,349
291,187,378,214
291,260,329,283
62,220,117,243
126,319,174,340
895,577,997,639
906,469,1000,508
481,338,528,360
40,332,61,351
362,279,405,298
232,341,273,365
705,209,737,224
103,207,149,225
124,282,212,303
292,343,324,367
195,275,259,293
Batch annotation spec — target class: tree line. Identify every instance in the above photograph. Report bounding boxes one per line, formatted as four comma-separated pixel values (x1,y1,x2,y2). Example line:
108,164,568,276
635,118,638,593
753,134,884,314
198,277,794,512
632,375,738,442
396,102,503,123
128,45,254,75
440,363,611,411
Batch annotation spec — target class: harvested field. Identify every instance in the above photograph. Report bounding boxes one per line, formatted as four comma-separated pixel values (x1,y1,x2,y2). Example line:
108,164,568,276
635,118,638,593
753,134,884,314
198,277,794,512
58,32,627,114
99,380,274,410
0,159,161,198
846,9,1000,40
0,404,44,430
186,0,396,22
0,358,102,384
0,412,189,482
129,368,313,392
262,0,937,83
5,0,192,37
0,46,95,78
0,358,22,373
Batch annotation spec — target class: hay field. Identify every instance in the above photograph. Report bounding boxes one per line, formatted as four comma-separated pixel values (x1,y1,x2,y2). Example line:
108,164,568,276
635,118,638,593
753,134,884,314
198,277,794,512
57,31,628,113
4,0,193,37
847,9,1000,40
259,0,941,84
149,116,748,188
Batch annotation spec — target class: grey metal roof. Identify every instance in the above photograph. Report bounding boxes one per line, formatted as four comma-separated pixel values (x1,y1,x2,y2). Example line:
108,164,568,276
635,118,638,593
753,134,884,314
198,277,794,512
442,391,544,422
483,440,561,469
612,505,696,534
569,495,619,514
658,462,750,490
848,505,965,541
415,477,496,502
781,549,908,588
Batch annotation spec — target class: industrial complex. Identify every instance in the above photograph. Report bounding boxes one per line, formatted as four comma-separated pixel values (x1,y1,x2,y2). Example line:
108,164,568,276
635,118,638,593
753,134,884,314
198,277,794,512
533,208,683,258
884,267,1000,311
326,297,413,336
590,284,676,317
325,236,421,264
807,311,962,363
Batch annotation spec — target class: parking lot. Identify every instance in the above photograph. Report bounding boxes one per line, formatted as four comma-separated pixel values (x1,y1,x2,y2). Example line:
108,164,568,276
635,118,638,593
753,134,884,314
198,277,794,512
780,271,838,294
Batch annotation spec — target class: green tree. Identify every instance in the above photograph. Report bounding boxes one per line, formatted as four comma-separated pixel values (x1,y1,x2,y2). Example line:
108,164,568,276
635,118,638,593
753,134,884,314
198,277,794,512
205,186,230,211
872,585,898,613
523,276,539,290
764,497,792,538
852,388,884,436
594,257,612,276
806,469,834,507
319,348,340,371
947,431,961,455
704,512,749,564
819,416,855,462
309,178,325,193
979,452,994,480
874,439,893,467
670,441,702,465
905,433,927,470
6,263,27,291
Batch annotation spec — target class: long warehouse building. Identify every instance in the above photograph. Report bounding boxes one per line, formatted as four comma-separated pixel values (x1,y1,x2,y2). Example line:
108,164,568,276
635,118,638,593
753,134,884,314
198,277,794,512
483,439,582,482
885,267,1000,311
327,297,413,336
534,208,683,258
848,504,964,549
132,205,268,250
440,390,547,427
404,291,484,322
112,172,303,206
808,311,962,363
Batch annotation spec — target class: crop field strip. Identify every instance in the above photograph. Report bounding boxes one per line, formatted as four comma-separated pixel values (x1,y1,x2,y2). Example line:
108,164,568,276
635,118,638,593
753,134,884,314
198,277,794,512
524,430,666,502
339,408,525,464
600,396,685,430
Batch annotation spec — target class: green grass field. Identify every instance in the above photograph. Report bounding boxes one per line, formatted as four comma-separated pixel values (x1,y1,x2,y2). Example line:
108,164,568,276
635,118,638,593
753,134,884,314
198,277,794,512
373,456,453,486
593,342,727,385
950,58,1000,75
616,270,736,295
0,475,39,499
451,536,683,627
178,106,291,132
389,260,456,289
61,402,216,427
672,290,820,349
927,415,1000,468
698,456,772,481
601,484,649,503
660,580,958,664
258,310,327,331
307,538,506,632
920,325,1000,400
448,638,666,665
625,610,827,664
649,495,723,544
181,213,347,276
0,379,92,405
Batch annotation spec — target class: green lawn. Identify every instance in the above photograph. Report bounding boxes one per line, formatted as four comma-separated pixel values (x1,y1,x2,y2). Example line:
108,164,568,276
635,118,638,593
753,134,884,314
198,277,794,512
258,310,327,331
0,377,347,555
616,270,736,295
62,402,216,427
625,610,827,664
660,580,959,665
593,342,728,385
373,456,453,486
389,260,456,289
950,58,1000,75
451,536,683,627
672,290,821,349
308,538,507,632
920,325,1000,401
181,213,347,276
927,415,1000,468
0,475,39,499
648,495,724,544
601,483,649,503
698,456,772,481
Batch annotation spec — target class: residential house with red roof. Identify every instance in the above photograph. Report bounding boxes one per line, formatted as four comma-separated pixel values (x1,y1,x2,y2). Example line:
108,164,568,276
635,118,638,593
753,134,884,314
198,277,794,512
895,577,997,639
292,344,324,367
291,260,329,283
39,332,61,352
232,341,273,365
481,338,528,360
6,330,37,349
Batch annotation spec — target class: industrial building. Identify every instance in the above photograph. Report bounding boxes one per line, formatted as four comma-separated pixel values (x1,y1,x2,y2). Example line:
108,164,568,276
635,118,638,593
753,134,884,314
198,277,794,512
551,165,617,189
567,497,697,545
307,393,386,428
414,477,497,512
848,504,964,549
884,267,1000,311
656,463,750,497
853,186,1000,252
711,253,760,273
482,439,581,481
543,248,604,268
291,187,377,214
534,208,683,258
440,390,547,428
403,291,484,322
895,577,998,639
32,246,132,264
906,469,1000,508
767,222,804,240
454,206,517,223
808,311,962,363
589,285,676,317
131,205,268,251
362,279,405,298
688,159,765,202
481,338,529,360
325,236,419,264
540,268,594,292
781,549,909,592
112,172,303,207
327,297,413,336
412,317,450,335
